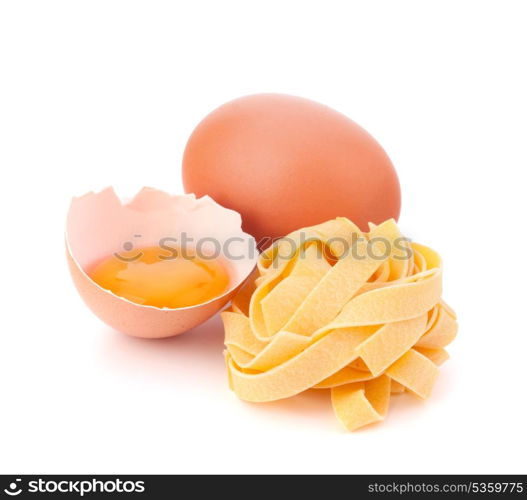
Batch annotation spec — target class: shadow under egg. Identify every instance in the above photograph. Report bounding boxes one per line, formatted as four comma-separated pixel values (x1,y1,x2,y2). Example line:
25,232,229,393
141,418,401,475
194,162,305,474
97,313,227,391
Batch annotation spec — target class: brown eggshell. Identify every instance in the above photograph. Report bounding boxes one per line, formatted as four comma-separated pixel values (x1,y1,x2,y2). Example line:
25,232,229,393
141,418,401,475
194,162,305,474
182,94,401,244
66,187,257,338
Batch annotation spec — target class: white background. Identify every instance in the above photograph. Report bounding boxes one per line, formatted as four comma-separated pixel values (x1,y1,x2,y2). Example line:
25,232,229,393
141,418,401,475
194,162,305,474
1,0,526,474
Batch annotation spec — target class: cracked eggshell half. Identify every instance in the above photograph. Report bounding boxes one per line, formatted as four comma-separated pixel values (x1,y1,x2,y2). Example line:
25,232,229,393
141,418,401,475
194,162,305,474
66,187,258,338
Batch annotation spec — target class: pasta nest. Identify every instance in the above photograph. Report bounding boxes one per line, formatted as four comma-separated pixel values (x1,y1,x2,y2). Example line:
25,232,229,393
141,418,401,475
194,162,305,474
222,218,457,431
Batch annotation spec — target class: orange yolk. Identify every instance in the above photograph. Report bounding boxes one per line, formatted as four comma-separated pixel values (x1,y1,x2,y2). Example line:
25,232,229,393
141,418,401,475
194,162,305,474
88,246,230,308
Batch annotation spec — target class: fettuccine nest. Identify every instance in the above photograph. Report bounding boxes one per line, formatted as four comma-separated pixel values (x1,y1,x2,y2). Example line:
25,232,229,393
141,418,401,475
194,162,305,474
222,218,457,431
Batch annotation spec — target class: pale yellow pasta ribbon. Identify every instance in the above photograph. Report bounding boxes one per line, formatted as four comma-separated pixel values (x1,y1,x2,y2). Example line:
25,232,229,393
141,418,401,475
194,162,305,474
222,218,457,431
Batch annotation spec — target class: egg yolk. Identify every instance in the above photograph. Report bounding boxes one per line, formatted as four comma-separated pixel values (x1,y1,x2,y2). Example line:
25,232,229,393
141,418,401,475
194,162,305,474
88,246,230,309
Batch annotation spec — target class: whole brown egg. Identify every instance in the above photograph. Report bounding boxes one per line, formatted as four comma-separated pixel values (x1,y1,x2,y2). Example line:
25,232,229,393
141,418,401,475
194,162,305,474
182,94,401,245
